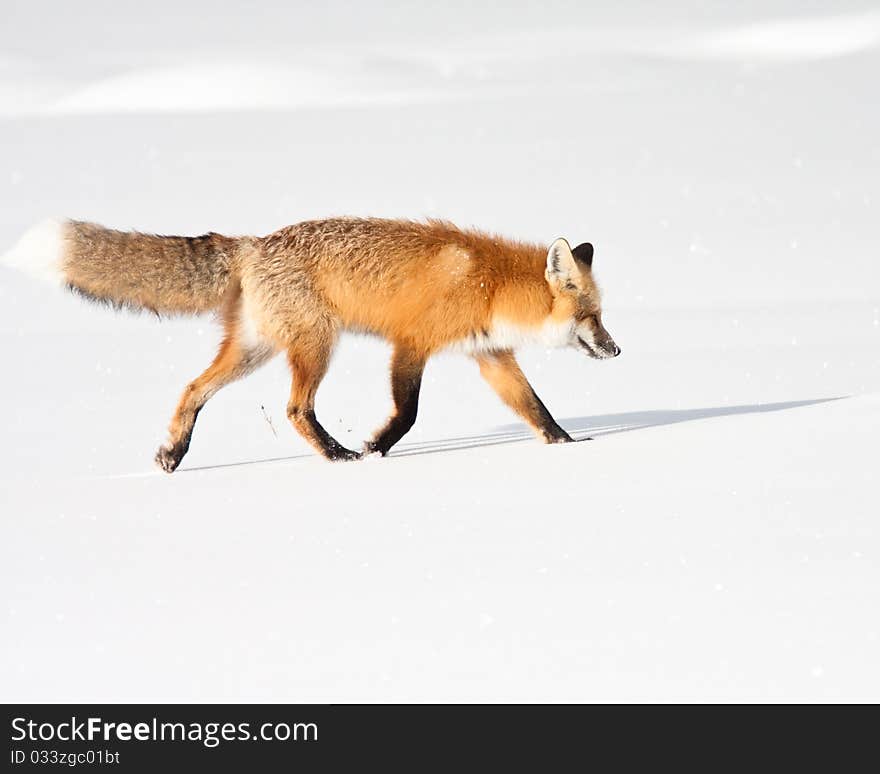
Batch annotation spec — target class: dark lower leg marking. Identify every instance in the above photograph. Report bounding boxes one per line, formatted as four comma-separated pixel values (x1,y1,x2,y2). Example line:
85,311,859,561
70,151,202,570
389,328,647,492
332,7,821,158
287,339,360,461
287,405,361,461
155,406,202,472
365,347,425,456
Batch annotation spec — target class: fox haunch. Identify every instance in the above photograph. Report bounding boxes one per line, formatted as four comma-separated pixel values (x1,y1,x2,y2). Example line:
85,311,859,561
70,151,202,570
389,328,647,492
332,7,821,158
3,217,621,472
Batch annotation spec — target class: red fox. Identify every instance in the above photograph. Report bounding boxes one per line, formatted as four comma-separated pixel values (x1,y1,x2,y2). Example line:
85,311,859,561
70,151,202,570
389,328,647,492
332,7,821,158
2,217,620,471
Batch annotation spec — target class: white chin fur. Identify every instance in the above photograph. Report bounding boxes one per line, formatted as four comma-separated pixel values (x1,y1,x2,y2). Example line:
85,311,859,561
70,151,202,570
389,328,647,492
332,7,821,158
1,218,67,286
447,316,574,355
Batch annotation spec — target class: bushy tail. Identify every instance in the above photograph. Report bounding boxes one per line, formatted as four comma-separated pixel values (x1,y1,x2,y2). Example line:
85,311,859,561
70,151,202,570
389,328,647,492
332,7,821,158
2,219,239,314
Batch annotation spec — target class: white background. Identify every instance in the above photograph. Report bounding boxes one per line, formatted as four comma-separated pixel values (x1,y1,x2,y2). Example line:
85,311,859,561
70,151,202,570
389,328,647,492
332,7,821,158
1,0,878,701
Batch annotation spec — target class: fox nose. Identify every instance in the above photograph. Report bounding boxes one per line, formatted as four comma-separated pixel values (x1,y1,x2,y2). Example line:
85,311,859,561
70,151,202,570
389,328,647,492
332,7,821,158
611,344,621,357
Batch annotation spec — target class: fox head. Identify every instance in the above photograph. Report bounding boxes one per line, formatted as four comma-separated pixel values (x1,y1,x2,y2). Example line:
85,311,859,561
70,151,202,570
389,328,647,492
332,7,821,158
545,238,621,359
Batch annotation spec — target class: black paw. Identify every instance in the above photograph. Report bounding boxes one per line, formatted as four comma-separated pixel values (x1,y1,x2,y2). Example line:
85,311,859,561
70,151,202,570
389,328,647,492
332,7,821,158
327,446,363,462
544,432,575,444
155,444,184,473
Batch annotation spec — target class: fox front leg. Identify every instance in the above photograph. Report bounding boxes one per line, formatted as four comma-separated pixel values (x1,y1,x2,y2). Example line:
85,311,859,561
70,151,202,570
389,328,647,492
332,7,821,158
475,350,573,444
364,346,426,456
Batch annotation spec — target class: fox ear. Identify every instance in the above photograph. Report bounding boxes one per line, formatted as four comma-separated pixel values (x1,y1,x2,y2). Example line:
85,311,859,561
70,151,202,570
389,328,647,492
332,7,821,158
546,238,579,285
572,242,593,268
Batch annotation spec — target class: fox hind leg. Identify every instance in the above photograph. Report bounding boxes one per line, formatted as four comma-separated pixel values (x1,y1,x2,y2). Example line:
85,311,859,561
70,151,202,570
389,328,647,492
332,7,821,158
155,334,274,472
286,331,360,462
475,350,572,444
155,288,275,473
364,345,426,456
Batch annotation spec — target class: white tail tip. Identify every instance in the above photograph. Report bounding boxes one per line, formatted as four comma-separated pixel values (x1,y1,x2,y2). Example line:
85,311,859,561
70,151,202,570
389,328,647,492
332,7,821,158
1,218,67,286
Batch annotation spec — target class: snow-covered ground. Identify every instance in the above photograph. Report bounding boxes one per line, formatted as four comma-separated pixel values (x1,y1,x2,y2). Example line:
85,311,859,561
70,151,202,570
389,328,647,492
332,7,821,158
2,1,878,701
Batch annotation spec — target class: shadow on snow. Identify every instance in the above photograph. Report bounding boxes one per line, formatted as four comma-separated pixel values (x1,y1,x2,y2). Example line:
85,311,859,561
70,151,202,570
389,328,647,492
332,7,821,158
180,396,844,472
